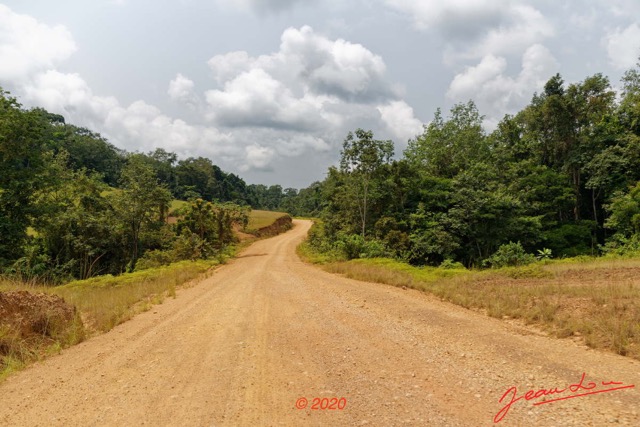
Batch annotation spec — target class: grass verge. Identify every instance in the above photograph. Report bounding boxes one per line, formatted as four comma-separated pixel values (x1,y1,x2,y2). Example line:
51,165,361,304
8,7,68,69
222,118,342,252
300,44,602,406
0,253,230,381
302,240,640,360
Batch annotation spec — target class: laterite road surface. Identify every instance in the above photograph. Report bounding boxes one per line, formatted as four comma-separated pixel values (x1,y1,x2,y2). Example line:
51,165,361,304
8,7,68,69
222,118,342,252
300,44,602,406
1,220,639,426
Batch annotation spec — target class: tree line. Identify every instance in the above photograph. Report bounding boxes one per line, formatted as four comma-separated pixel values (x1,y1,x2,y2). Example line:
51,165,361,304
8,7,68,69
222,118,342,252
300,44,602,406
0,89,263,282
4,62,640,278
291,67,640,267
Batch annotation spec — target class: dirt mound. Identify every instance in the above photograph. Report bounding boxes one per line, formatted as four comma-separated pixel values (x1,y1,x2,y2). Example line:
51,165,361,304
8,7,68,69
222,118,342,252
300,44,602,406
254,215,292,237
0,291,79,347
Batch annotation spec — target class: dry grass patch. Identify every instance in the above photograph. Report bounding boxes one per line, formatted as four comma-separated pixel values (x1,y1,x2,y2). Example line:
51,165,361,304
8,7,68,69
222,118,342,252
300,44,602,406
52,260,218,333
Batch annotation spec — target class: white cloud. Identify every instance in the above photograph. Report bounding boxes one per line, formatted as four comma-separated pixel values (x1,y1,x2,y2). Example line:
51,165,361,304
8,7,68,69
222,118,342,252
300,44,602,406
168,73,195,101
604,23,640,70
204,25,393,134
21,69,235,160
472,5,553,59
377,101,423,143
205,68,332,131
203,25,400,141
242,144,276,171
0,4,76,81
3,8,417,179
23,70,118,128
280,26,390,101
208,51,254,84
447,44,558,128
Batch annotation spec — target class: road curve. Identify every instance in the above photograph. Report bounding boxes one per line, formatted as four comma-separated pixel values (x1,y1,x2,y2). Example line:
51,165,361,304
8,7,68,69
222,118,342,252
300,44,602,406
0,219,638,426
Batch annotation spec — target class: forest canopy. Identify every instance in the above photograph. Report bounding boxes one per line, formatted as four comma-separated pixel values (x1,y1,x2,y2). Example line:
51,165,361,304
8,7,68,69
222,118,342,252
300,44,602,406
0,88,271,282
294,68,640,266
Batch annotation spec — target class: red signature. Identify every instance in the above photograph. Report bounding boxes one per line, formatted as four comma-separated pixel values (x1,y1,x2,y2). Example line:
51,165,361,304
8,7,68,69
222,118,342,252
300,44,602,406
494,372,635,423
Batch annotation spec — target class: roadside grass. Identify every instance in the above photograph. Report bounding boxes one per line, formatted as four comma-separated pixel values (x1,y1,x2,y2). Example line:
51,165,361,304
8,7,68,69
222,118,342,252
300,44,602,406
55,260,222,332
303,247,640,360
0,257,224,381
1,259,222,334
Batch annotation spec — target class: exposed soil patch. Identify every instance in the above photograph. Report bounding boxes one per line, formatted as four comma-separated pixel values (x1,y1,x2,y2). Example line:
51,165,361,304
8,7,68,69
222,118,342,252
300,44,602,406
0,291,83,367
0,291,77,339
253,214,292,237
233,224,256,242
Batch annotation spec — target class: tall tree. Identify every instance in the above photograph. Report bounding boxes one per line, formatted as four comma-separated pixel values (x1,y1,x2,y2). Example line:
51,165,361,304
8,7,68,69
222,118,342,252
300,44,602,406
109,155,172,272
0,90,49,265
339,129,394,238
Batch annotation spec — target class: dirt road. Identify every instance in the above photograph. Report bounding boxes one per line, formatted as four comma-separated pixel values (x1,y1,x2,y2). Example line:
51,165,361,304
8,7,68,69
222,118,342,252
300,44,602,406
1,220,638,426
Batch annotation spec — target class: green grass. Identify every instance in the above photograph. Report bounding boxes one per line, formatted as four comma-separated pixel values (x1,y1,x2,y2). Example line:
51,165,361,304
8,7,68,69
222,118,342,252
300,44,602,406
169,199,188,215
246,210,289,230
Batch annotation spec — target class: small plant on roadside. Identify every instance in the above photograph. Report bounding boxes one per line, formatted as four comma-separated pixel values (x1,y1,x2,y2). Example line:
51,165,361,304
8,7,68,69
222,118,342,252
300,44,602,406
536,248,553,261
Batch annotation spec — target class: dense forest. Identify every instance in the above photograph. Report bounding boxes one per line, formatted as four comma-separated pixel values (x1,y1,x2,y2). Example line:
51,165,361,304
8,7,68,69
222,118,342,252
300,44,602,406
0,88,291,282
293,68,640,267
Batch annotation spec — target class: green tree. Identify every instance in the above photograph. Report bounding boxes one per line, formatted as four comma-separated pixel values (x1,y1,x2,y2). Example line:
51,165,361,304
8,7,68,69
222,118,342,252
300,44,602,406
0,89,49,265
31,152,122,280
606,182,640,236
109,155,172,272
405,101,488,178
339,129,394,238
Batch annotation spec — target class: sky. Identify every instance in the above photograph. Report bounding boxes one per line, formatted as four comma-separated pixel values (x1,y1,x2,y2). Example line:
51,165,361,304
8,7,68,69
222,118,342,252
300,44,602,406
1,1,640,188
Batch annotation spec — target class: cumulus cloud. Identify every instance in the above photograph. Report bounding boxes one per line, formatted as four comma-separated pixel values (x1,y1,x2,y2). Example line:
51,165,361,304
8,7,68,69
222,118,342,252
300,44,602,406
23,70,118,128
0,4,76,81
22,69,235,157
242,144,275,171
384,0,553,61
280,26,390,101
447,44,558,128
202,27,408,172
208,51,253,84
3,6,418,180
207,26,392,105
205,68,335,131
384,0,507,34
204,25,393,136
168,73,195,101
604,23,640,70
377,101,423,143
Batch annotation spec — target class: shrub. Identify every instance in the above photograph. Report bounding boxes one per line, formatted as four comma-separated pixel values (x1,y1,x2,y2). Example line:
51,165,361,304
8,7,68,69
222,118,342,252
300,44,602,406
360,239,390,258
601,234,640,257
484,241,536,268
336,233,365,260
439,259,465,269
333,233,391,260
